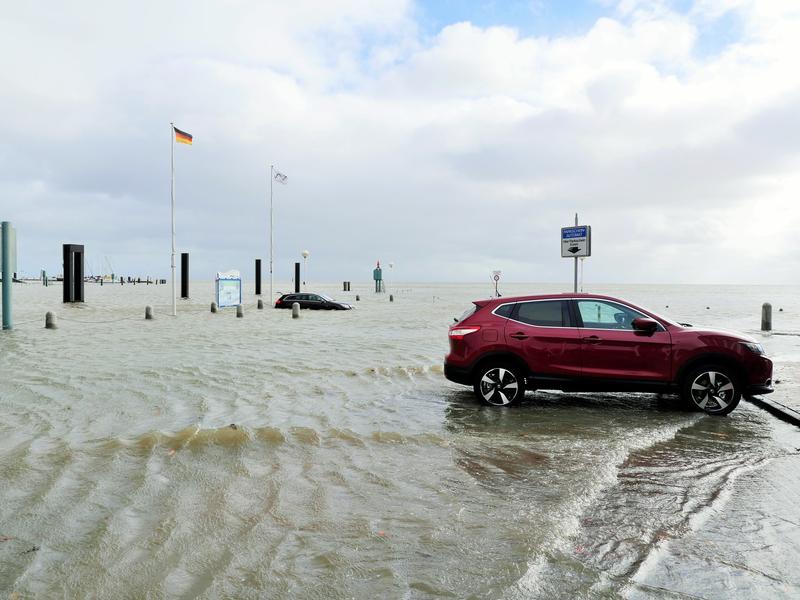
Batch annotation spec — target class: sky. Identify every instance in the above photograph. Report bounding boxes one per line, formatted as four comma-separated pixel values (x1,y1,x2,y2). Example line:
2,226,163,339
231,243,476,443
1,0,799,285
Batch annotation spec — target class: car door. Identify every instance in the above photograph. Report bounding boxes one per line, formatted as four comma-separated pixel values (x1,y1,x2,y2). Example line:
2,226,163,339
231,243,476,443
306,294,325,309
574,299,672,381
505,299,582,380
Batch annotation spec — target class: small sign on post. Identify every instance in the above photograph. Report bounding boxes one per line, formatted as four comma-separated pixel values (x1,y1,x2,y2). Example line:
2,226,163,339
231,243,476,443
561,226,591,257
216,270,242,308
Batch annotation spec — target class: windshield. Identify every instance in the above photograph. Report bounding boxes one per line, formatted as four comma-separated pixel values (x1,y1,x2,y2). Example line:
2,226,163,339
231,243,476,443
319,294,335,302
638,304,680,327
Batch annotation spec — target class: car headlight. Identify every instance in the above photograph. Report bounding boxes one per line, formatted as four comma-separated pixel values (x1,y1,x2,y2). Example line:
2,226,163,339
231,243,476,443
741,342,765,355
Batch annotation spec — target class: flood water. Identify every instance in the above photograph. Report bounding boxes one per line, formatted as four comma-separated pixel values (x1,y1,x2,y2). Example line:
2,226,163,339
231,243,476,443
1,282,799,598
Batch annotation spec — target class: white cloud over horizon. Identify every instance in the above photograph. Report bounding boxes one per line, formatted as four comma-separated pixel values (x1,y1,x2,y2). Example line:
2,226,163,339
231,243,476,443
1,0,799,286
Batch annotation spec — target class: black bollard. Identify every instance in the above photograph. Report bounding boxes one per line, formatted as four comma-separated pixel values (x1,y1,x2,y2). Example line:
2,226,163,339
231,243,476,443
180,253,189,299
255,259,262,295
294,262,301,293
62,244,85,303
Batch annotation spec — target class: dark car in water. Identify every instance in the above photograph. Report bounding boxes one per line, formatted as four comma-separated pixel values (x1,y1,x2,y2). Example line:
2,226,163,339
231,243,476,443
444,293,773,415
274,293,353,310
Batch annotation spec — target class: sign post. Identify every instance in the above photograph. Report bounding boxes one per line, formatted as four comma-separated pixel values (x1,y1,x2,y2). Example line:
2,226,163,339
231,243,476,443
1,221,16,330
561,214,591,293
492,270,501,297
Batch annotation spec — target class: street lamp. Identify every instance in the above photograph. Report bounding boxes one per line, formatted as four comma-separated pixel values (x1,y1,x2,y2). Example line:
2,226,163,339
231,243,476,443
302,249,310,290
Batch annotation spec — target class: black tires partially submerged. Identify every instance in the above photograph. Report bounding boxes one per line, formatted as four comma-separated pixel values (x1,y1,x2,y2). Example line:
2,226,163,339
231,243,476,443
473,363,525,406
681,364,741,416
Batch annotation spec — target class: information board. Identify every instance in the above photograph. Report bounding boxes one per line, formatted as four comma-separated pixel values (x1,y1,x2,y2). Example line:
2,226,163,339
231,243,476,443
216,270,242,308
561,225,591,258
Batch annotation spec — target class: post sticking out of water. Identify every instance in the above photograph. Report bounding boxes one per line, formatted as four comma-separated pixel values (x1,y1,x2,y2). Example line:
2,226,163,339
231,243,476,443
294,262,301,294
356,295,360,301
1,222,13,330
761,302,772,332
62,244,85,303
145,306,153,320
180,252,189,299
45,312,57,329
255,259,262,295
257,299,264,309
211,302,218,313
292,302,300,318
389,294,394,302
236,305,244,318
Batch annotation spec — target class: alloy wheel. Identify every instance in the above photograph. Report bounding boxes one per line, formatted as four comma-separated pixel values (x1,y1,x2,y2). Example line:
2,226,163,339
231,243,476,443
479,367,520,406
690,371,735,411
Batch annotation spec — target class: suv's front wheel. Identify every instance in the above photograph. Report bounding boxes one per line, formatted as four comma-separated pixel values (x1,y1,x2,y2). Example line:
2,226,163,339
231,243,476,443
681,364,741,416
473,363,525,406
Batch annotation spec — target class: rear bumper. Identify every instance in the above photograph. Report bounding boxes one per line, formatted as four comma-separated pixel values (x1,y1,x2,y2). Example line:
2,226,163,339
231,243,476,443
444,362,472,386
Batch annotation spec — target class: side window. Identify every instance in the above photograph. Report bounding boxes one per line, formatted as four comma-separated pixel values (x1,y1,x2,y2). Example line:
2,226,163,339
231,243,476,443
577,300,645,330
515,301,568,327
494,304,514,318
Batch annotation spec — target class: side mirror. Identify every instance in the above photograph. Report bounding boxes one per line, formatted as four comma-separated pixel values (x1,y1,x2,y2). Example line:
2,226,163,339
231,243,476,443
632,317,659,334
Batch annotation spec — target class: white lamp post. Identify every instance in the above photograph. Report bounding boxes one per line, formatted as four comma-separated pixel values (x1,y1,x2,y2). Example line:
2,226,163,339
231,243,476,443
302,249,310,290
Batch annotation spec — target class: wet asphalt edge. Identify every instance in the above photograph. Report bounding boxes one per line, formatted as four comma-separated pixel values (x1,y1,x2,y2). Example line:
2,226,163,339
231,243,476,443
745,396,800,428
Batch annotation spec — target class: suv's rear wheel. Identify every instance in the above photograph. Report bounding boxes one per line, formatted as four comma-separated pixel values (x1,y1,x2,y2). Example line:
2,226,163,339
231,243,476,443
473,363,525,406
681,364,741,416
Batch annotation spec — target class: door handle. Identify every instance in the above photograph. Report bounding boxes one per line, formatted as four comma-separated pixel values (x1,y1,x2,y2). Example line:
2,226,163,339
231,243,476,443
509,332,529,340
582,335,602,343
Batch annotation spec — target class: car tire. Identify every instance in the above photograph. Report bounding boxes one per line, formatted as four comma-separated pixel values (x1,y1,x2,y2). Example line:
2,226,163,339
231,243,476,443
680,364,741,416
473,362,525,407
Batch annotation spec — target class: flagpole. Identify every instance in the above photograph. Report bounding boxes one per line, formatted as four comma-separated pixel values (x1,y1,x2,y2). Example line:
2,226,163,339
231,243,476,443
269,164,274,301
170,122,177,317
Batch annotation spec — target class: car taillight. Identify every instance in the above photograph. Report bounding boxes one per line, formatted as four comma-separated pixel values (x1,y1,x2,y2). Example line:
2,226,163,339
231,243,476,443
275,299,282,306
449,326,481,340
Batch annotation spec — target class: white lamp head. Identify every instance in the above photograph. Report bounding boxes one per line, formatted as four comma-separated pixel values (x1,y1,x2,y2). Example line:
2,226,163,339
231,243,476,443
302,250,310,259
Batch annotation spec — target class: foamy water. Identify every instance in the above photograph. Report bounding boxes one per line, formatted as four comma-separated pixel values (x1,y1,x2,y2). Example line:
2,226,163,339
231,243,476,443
1,282,799,597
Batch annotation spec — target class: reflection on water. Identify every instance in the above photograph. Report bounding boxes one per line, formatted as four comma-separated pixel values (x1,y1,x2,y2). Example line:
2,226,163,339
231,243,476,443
1,282,799,598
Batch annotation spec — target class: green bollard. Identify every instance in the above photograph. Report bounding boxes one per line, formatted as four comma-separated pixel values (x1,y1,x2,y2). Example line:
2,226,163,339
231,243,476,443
1,221,13,330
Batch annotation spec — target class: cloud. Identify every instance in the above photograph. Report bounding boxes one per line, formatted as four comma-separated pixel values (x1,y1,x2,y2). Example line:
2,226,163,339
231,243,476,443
1,0,798,284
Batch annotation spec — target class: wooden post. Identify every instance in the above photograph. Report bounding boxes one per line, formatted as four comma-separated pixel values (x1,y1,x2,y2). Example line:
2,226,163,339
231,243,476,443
255,259,262,295
761,303,772,332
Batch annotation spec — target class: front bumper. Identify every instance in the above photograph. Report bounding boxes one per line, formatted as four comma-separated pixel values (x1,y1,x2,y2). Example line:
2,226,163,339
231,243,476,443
746,380,774,396
444,362,472,386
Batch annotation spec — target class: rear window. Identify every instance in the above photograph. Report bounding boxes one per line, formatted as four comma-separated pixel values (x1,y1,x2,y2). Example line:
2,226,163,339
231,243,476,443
494,304,514,318
456,304,478,323
515,300,569,327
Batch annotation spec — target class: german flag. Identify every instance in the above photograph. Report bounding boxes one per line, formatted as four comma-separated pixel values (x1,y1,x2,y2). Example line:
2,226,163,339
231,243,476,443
174,126,193,145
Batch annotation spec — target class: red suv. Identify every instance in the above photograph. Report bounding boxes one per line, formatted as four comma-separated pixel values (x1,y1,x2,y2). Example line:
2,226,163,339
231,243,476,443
444,294,773,415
